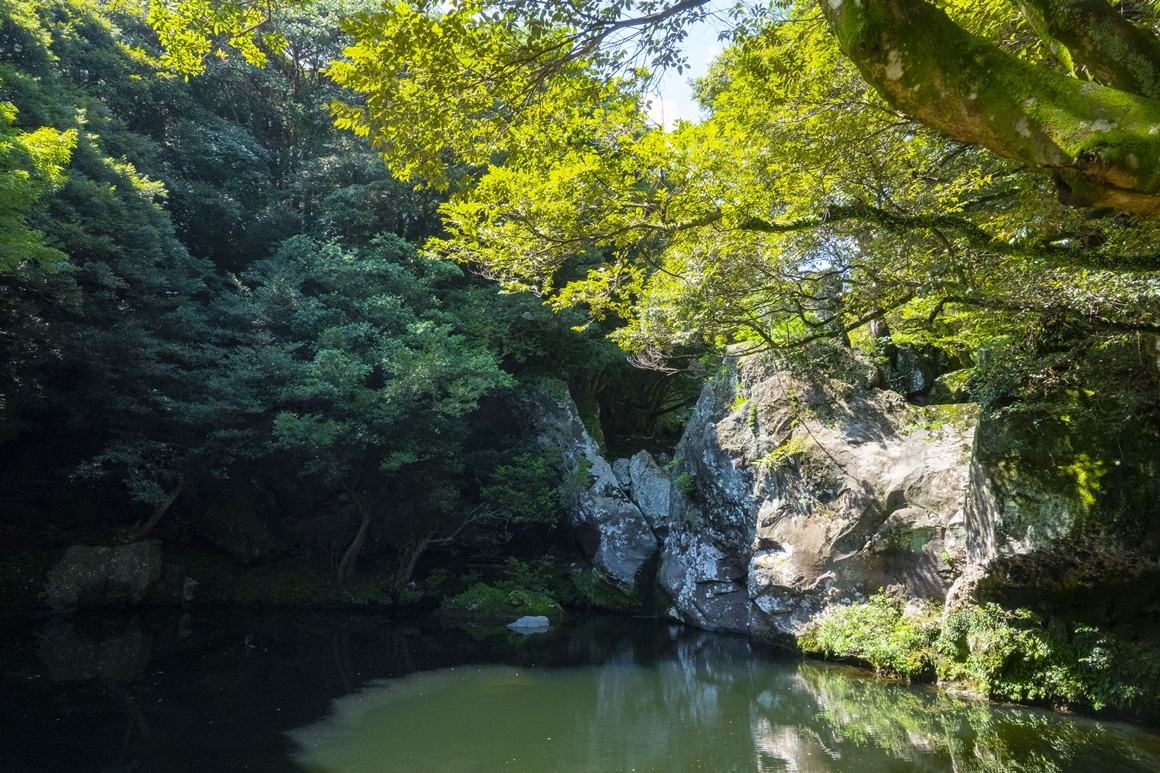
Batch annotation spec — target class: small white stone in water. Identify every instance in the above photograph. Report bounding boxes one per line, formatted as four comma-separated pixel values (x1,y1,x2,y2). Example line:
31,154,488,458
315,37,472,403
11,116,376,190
507,615,551,630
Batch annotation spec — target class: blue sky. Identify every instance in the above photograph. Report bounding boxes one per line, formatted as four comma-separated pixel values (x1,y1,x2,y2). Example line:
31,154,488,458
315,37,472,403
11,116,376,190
644,17,725,128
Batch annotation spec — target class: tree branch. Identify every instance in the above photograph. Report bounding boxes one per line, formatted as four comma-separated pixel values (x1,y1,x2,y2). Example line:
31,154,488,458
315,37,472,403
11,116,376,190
739,203,1160,271
1017,0,1160,100
818,0,1160,215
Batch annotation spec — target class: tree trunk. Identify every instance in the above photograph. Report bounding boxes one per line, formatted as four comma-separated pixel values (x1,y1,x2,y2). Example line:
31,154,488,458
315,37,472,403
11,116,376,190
127,475,194,542
399,534,433,585
818,0,1160,215
336,508,372,583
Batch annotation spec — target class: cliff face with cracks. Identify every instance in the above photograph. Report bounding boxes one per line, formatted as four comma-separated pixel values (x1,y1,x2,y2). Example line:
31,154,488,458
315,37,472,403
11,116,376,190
533,346,1160,646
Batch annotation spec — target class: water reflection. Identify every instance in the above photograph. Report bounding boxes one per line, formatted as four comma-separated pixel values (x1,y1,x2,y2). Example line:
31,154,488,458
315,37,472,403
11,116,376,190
794,664,1160,772
4,613,1159,772
292,633,1160,773
35,616,153,682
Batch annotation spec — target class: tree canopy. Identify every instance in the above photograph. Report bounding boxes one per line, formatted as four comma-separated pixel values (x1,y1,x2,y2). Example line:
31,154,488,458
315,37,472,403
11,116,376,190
145,2,1160,356
4,0,1160,588
2,0,700,586
149,0,1160,213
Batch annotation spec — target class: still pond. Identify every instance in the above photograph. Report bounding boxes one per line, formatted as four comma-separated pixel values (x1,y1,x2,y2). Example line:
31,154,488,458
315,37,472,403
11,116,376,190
2,613,1158,772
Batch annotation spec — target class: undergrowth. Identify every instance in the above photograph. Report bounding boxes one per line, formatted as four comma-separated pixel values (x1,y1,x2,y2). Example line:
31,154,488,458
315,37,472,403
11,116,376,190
440,582,563,620
799,592,1160,713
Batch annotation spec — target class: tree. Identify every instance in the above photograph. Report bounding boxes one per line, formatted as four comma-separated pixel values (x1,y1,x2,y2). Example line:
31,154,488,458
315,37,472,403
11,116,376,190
148,0,1160,216
0,92,75,272
248,234,512,581
138,1,1160,458
1,0,292,536
139,1,1160,385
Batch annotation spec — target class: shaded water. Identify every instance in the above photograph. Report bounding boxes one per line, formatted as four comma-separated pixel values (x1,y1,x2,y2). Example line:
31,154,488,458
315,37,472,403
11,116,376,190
2,612,1158,772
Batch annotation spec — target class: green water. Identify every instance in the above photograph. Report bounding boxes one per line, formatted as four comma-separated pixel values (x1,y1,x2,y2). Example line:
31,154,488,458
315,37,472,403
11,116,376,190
3,612,1158,771
291,635,1160,773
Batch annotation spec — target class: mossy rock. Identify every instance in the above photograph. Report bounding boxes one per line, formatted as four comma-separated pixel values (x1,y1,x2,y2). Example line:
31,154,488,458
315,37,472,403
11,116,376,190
440,583,563,622
573,568,644,612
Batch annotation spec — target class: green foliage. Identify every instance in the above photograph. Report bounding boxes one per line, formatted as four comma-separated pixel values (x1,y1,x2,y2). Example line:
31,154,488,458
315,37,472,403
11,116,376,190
441,581,563,620
935,604,1063,701
674,471,696,499
935,604,1160,711
148,0,297,77
800,594,940,680
0,88,75,272
1,0,657,587
480,451,559,527
802,593,1160,712
755,436,809,470
1057,453,1109,508
558,456,593,503
307,0,1160,455
327,2,650,191
573,568,641,612
491,556,583,606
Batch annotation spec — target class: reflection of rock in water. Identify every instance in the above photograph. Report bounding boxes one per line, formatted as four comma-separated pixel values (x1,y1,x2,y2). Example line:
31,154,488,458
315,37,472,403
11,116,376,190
36,616,152,681
289,653,770,773
586,630,759,767
751,718,844,773
288,634,1160,773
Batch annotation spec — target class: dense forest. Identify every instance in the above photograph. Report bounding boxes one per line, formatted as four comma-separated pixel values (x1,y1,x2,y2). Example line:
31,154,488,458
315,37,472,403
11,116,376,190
5,0,1160,731
0,0,701,604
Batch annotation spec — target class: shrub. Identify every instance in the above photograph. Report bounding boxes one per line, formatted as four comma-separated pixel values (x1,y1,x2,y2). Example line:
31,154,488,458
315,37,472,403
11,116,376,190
441,582,562,620
573,568,642,611
799,594,939,680
937,605,1160,711
675,472,697,499
800,592,1160,713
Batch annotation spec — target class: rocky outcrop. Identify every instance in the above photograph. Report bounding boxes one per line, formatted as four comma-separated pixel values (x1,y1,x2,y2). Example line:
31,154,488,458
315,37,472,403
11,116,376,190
538,343,1160,645
658,352,978,642
952,408,1160,621
531,350,978,637
42,540,163,611
530,388,660,590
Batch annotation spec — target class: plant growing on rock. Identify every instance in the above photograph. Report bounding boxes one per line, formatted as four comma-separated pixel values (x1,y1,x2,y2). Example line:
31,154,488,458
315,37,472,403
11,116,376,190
441,581,563,620
802,592,1160,713
799,594,940,680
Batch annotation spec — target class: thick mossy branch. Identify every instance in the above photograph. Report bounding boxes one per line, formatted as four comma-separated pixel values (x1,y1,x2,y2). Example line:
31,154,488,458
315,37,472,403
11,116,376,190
1017,0,1160,101
740,203,1160,271
819,0,1160,215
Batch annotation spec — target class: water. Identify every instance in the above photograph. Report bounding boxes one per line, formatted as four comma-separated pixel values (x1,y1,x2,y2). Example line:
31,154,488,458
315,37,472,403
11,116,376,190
2,612,1158,772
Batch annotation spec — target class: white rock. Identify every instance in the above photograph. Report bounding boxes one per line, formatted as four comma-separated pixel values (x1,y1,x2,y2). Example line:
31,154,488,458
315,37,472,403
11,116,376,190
506,616,551,630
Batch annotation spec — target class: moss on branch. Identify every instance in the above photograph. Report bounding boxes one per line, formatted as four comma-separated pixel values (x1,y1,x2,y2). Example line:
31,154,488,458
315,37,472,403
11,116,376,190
818,0,1160,215
1017,0,1160,101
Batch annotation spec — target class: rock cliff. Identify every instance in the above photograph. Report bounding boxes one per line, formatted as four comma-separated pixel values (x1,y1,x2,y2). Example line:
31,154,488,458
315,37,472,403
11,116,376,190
534,345,1160,646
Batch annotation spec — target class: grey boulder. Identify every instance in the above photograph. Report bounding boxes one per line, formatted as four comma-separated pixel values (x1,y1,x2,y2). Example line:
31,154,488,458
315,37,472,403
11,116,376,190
42,540,163,610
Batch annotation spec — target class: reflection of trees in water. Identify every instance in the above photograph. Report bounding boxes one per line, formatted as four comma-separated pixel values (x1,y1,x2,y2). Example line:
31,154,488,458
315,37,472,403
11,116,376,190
784,663,1160,772
751,716,844,773
292,626,1160,773
20,611,1160,773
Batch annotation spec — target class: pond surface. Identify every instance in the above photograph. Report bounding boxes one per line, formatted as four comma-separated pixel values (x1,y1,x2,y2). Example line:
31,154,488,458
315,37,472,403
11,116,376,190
2,612,1158,773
